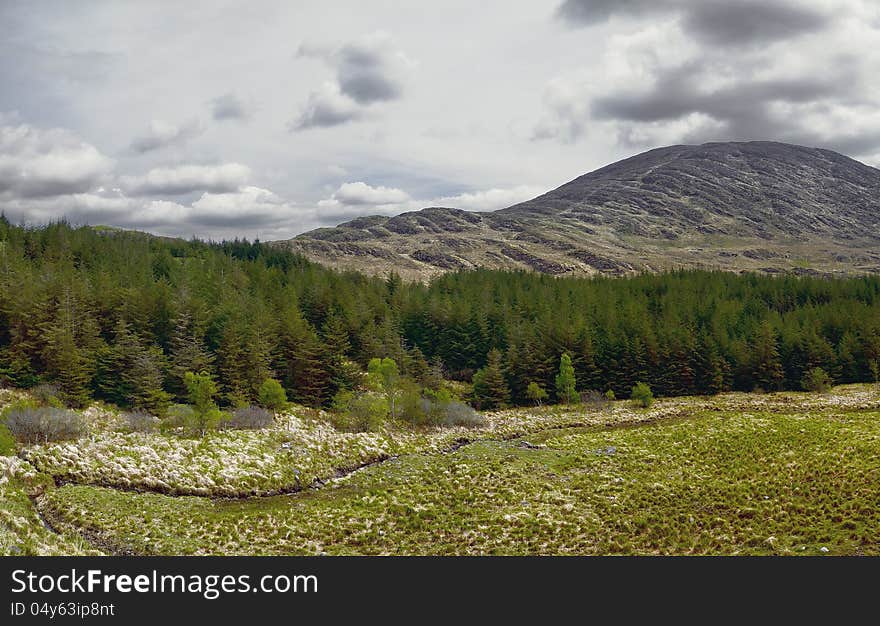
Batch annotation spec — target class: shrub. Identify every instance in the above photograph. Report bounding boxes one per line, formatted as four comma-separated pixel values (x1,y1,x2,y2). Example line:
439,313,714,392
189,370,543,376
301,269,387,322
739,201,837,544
163,404,195,430
605,389,616,401
3,403,86,443
186,408,226,437
438,400,485,428
258,379,288,413
121,410,160,433
526,382,548,407
581,389,610,411
802,367,832,393
398,380,429,426
630,382,654,408
31,384,64,408
225,405,273,430
331,390,387,432
183,371,224,436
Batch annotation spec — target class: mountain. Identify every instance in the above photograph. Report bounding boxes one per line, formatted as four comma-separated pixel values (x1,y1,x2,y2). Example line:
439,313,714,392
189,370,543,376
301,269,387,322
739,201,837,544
281,141,880,279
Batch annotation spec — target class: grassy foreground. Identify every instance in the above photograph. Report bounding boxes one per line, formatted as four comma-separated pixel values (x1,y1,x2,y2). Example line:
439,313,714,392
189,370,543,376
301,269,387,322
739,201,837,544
37,389,880,555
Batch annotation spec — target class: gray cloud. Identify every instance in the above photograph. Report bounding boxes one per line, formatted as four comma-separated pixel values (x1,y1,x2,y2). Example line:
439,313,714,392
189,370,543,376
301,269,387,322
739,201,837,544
556,0,668,26
289,82,362,130
130,118,204,153
210,92,251,121
335,41,403,104
590,57,872,152
684,1,829,47
292,32,410,131
556,0,832,47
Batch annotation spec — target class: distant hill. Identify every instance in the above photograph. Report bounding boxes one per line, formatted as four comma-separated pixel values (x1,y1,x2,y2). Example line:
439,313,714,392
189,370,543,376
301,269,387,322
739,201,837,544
281,141,880,279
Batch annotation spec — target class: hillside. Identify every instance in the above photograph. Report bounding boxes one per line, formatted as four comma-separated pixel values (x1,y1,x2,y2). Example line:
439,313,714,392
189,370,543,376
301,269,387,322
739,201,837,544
284,141,880,279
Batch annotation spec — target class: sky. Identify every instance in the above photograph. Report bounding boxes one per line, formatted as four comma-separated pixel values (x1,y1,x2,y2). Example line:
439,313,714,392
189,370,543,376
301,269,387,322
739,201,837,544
1,0,879,241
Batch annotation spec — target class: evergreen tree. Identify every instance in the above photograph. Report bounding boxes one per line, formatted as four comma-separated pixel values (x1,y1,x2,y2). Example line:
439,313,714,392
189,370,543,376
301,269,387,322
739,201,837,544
275,308,329,407
472,348,509,410
751,322,784,392
42,324,92,408
168,310,215,401
96,319,169,413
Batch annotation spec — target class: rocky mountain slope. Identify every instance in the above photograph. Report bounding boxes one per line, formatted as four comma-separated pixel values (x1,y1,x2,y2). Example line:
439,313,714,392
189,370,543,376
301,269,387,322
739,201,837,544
281,141,880,279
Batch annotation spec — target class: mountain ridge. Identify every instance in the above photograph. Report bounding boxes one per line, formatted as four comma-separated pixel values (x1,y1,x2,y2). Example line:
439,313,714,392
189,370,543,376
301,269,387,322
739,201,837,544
281,141,880,279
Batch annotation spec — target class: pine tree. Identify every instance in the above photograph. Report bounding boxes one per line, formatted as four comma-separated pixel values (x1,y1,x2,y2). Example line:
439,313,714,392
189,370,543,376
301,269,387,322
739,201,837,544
472,348,509,410
97,319,169,413
751,322,784,392
42,324,92,408
168,310,215,401
275,307,329,407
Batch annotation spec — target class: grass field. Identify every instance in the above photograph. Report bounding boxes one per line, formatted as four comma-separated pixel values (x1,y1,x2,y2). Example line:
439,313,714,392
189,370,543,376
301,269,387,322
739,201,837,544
6,385,875,556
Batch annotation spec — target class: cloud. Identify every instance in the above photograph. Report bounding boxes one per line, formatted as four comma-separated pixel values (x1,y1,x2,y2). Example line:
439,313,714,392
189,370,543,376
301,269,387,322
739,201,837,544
535,6,880,158
210,92,251,121
590,56,874,150
531,77,592,142
556,0,667,26
331,181,410,205
289,82,362,130
556,0,832,47
292,32,411,130
310,181,548,225
433,185,547,212
121,163,252,196
683,1,830,47
0,185,304,240
130,118,204,153
0,121,113,197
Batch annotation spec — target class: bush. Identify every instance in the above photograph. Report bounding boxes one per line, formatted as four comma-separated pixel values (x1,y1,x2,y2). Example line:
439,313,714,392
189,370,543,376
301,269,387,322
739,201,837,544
258,379,288,413
331,390,387,432
163,404,195,430
2,403,87,443
605,389,616,401
581,389,610,411
630,382,654,408
409,388,486,428
438,400,485,428
398,380,429,426
225,405,273,430
31,384,64,408
121,410,159,433
526,382,548,406
802,367,832,393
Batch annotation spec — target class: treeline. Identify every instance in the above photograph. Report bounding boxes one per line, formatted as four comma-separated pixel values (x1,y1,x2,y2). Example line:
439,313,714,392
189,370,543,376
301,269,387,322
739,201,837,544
1,218,879,412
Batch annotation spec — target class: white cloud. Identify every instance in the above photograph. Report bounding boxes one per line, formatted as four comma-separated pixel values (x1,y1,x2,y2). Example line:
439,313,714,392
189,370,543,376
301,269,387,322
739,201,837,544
434,185,547,211
121,163,251,196
0,121,113,197
331,181,410,205
309,180,549,225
